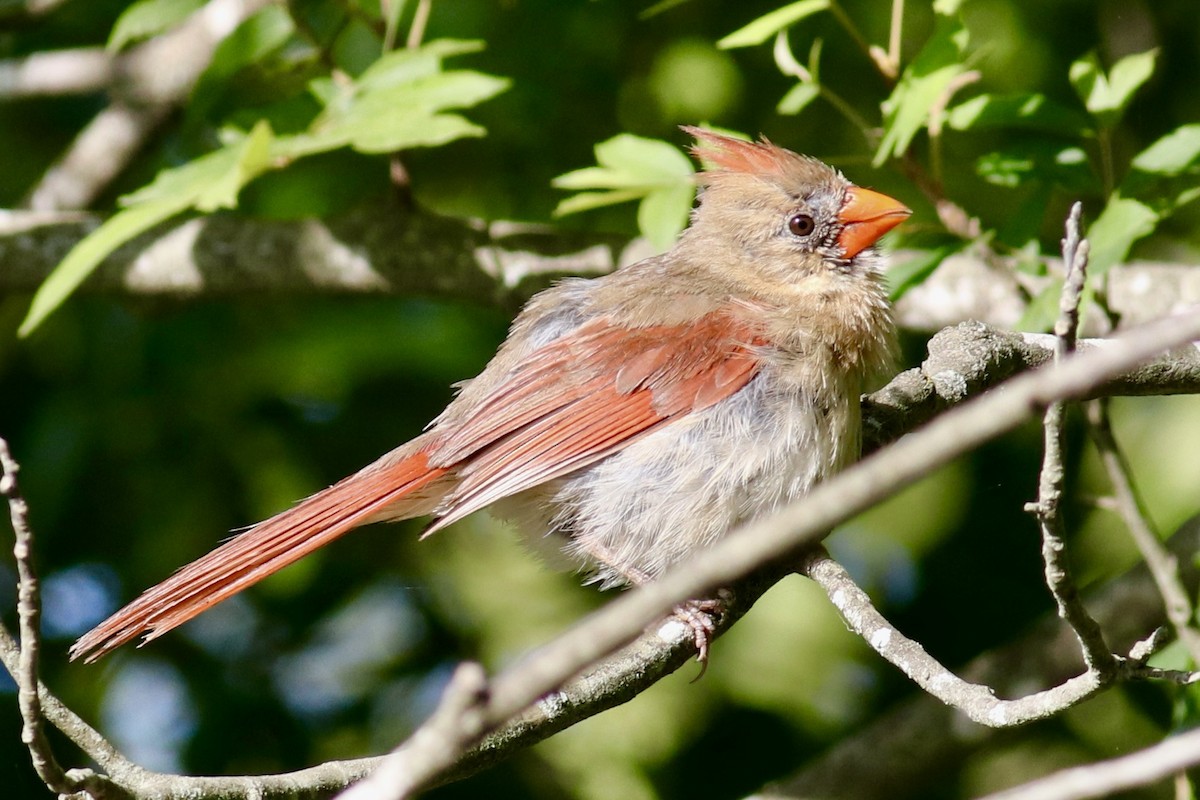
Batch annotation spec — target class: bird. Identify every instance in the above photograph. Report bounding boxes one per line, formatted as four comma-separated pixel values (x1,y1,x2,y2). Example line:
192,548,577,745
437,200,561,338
71,127,910,664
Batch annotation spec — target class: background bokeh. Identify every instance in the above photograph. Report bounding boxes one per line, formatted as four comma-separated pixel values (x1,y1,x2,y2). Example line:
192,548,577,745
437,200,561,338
2,1,1200,798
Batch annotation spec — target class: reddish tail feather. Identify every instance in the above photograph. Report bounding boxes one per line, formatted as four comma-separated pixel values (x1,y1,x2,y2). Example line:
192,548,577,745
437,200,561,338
70,453,449,662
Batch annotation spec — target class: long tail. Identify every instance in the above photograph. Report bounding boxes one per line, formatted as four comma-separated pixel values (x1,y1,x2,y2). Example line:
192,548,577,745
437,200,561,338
71,452,449,662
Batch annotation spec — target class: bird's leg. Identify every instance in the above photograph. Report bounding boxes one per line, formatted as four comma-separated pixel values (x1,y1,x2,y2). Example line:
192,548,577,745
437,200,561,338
580,541,728,669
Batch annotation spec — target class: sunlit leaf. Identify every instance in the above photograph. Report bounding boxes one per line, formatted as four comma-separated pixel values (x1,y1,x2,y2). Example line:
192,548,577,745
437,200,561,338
552,134,695,245
874,18,968,166
20,122,275,336
718,0,829,49
777,82,819,116
1069,49,1158,128
1130,124,1200,176
18,201,183,337
638,183,694,251
1087,195,1159,276
108,0,204,51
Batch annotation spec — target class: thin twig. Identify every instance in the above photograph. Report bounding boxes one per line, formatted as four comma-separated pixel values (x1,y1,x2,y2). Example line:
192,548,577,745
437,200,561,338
802,548,1107,727
1025,203,1114,674
1086,399,1200,664
976,724,1200,800
405,0,432,49
1,439,106,797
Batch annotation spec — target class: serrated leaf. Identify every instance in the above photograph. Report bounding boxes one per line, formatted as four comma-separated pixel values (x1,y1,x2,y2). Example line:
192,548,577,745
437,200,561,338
1087,195,1159,276
1069,49,1158,128
777,82,819,116
718,0,829,49
19,200,185,337
874,18,968,166
946,93,1091,136
886,244,961,301
638,183,694,251
108,0,204,52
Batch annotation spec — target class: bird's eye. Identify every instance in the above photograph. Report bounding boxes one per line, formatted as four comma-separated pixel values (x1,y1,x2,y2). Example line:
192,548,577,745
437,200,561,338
788,213,815,237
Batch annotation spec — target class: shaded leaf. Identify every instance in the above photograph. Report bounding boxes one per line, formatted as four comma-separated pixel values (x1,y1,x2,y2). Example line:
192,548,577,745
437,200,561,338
718,0,829,49
188,5,298,125
975,144,1096,193
108,0,204,52
946,93,1091,136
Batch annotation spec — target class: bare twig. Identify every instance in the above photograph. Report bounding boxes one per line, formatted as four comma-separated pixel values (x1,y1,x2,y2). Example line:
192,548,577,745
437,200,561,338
803,548,1108,727
1,439,117,798
768,518,1200,800
976,725,1200,800
0,48,115,98
1024,203,1113,672
1086,399,1200,664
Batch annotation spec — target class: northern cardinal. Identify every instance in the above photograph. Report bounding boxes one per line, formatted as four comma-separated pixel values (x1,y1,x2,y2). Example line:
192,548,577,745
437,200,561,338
71,128,909,663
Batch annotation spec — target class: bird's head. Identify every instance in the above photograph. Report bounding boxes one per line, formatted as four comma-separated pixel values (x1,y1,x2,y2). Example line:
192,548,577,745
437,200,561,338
679,127,910,284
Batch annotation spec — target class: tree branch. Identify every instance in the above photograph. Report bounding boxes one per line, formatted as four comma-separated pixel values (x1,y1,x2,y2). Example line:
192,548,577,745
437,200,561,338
0,204,1196,332
764,516,1200,800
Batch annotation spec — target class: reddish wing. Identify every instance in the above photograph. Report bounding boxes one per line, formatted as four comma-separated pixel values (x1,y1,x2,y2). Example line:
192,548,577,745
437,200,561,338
424,311,764,532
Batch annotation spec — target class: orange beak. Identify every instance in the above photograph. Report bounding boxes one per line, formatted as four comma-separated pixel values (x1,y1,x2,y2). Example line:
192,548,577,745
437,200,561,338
837,187,911,259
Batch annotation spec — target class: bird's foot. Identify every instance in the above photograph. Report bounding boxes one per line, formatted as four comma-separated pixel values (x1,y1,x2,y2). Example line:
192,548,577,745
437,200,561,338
668,594,730,679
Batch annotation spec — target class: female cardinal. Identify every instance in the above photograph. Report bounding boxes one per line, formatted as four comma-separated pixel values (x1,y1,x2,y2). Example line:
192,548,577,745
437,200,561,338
72,128,909,663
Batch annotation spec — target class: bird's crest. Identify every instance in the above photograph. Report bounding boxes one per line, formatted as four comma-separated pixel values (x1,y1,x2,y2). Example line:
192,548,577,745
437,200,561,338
683,126,835,188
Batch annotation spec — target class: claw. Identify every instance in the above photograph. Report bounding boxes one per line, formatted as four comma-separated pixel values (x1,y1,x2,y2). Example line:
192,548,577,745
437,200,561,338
669,597,727,680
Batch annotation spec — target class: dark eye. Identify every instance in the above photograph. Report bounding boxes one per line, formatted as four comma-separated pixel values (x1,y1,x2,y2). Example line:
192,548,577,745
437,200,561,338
788,213,815,237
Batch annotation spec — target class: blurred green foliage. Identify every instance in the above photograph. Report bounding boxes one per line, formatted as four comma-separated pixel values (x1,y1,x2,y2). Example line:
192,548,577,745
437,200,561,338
3,1,1200,799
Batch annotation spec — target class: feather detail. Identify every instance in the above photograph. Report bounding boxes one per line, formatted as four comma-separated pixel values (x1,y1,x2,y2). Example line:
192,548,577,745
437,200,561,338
70,453,448,662
422,312,763,534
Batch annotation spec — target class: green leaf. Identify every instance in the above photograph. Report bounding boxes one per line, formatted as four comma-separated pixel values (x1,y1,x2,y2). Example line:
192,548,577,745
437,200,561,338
108,0,204,51
188,4,297,123
718,0,829,49
886,244,962,301
975,144,1096,193
1087,195,1159,276
18,200,184,337
638,183,694,251
194,121,274,211
1130,123,1200,176
552,134,695,237
1016,280,1065,333
1069,49,1158,128
19,122,275,336
946,93,1091,136
552,189,647,217
777,82,819,116
595,134,694,181
874,18,968,166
